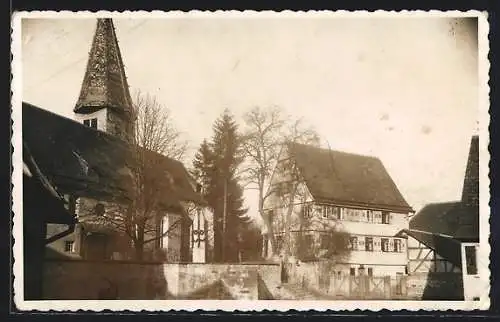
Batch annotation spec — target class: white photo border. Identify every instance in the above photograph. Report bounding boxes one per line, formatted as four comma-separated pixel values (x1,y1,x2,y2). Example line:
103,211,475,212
11,9,491,312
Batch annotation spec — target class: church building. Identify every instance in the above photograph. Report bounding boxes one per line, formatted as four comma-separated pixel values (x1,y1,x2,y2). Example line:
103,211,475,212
26,18,210,262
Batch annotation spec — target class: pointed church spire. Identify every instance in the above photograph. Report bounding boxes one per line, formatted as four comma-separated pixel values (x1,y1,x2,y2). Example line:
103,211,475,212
74,18,133,119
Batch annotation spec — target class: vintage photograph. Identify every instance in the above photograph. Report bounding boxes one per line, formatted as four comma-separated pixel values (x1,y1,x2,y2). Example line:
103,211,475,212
12,11,489,311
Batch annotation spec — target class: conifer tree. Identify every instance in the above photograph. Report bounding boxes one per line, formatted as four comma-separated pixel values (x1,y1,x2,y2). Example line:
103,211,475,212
192,139,216,199
193,109,248,262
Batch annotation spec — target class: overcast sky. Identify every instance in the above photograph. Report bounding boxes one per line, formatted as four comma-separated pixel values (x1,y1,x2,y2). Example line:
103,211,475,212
21,14,479,215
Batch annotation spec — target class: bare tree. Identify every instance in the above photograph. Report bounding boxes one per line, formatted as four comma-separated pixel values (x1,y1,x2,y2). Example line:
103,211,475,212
241,106,320,258
133,90,188,161
240,106,284,255
78,90,191,260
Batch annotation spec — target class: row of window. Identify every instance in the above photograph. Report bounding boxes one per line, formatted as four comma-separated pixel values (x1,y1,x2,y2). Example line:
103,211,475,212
317,268,407,282
274,234,404,253
302,204,393,224
350,236,404,253
348,267,374,277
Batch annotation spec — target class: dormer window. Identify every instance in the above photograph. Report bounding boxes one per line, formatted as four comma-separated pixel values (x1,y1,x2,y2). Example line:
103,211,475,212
84,118,98,129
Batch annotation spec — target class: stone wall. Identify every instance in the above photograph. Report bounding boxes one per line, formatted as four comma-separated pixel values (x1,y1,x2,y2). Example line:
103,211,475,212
43,259,280,300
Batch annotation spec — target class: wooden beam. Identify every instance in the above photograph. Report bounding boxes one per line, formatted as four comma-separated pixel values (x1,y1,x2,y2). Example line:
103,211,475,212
412,248,433,273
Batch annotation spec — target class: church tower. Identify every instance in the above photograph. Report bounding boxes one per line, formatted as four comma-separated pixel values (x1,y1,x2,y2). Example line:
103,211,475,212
74,18,135,143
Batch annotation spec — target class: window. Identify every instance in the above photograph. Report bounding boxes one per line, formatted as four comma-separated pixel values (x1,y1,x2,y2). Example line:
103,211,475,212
382,211,390,224
64,240,75,253
336,207,343,220
350,267,356,276
83,118,98,129
315,205,327,218
465,245,478,275
394,239,402,252
365,237,374,251
381,238,390,252
351,209,360,221
367,210,373,222
350,236,358,250
368,267,373,276
325,206,334,219
303,204,313,219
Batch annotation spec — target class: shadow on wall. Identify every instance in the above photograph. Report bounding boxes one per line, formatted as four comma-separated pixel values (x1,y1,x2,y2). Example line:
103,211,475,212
421,272,464,300
42,260,281,300
183,279,236,300
421,254,464,301
43,259,171,300
420,243,464,300
257,273,275,300
406,256,464,301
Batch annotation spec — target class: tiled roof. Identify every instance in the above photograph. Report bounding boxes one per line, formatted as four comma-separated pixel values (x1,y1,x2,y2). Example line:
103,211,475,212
74,18,133,117
287,142,412,212
23,102,204,210
410,136,479,241
409,202,462,236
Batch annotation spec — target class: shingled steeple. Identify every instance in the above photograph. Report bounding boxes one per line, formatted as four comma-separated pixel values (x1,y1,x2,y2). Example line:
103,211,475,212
461,135,479,207
74,18,134,143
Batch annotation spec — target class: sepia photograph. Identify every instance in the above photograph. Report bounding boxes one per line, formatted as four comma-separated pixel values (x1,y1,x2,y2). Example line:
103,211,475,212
11,10,490,311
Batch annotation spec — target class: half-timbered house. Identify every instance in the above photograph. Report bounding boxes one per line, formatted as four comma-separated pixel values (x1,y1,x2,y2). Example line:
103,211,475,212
262,142,414,278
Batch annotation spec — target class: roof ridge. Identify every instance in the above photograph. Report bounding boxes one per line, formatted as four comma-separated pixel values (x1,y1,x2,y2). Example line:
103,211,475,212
23,102,130,148
286,141,412,211
288,141,380,160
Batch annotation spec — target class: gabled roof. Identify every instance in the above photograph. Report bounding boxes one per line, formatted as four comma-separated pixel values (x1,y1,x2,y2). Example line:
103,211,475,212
74,18,133,117
23,102,204,210
409,201,462,236
409,135,479,241
396,229,462,267
287,143,412,212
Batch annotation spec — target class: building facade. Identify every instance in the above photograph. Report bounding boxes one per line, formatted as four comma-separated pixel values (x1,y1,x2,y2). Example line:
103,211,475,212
262,142,414,277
